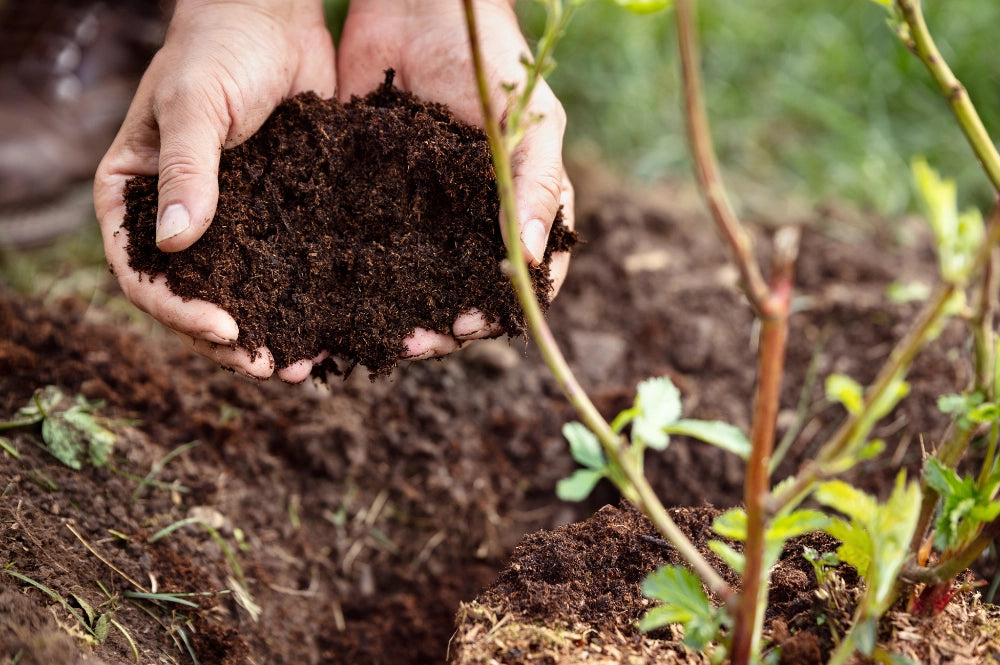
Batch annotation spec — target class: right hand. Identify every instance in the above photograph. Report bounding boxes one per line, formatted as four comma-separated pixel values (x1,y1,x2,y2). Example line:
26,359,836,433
94,0,335,382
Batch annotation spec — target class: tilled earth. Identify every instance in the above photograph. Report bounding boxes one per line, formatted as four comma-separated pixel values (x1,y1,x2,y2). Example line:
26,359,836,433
0,166,991,664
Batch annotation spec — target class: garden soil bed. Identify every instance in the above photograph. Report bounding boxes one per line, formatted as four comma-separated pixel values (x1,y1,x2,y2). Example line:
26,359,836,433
2,162,998,664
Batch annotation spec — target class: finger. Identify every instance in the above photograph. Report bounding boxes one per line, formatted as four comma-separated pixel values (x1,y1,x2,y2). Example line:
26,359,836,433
401,327,460,360
150,74,230,252
276,350,329,383
289,23,337,99
175,332,275,381
453,308,502,341
509,85,568,266
547,170,575,299
103,209,240,343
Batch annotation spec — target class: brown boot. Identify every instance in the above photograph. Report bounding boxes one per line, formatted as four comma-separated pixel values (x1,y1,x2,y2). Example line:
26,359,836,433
0,0,165,246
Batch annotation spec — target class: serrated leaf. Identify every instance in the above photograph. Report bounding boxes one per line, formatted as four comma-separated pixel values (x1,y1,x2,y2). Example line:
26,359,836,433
826,374,864,415
815,481,877,525
41,417,84,469
925,457,1000,551
924,457,963,496
823,517,872,577
911,157,984,283
93,613,110,642
70,593,97,626
632,377,682,450
664,419,750,459
556,469,605,502
768,510,831,543
562,422,604,469
708,540,744,574
712,508,747,541
39,409,115,470
609,0,673,13
639,565,720,649
968,403,1000,424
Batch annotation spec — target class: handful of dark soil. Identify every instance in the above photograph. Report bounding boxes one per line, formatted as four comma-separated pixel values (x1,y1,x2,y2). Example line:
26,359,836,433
122,72,575,378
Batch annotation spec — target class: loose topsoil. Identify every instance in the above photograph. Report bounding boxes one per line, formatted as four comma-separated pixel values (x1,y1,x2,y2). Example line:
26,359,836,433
121,72,574,377
2,160,998,664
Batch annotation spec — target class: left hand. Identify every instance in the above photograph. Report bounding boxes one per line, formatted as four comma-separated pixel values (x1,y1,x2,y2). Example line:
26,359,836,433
337,0,575,360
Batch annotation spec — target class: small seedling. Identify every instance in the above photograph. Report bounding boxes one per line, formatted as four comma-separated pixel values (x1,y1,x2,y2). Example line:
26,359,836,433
150,516,260,622
0,385,116,470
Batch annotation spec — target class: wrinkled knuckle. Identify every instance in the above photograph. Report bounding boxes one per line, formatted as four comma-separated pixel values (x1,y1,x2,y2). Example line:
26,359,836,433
534,168,565,216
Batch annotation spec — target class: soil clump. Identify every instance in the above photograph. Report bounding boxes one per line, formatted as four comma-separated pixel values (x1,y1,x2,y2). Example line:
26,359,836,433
121,72,575,377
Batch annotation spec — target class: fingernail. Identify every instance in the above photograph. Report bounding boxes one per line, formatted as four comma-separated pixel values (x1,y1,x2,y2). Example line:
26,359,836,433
402,349,435,361
157,203,190,244
520,219,548,264
202,331,236,345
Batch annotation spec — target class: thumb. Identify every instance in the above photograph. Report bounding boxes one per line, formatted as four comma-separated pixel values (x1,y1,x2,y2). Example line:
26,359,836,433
511,88,568,266
153,91,229,252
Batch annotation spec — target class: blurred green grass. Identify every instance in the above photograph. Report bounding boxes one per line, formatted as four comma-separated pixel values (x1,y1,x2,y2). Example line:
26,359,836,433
7,1,998,295
523,0,1000,214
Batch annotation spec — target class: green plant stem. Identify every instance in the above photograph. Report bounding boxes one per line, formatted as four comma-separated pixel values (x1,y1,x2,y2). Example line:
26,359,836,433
771,280,957,515
970,244,997,395
908,426,976,559
461,0,731,601
675,0,769,315
905,513,1000,586
895,1,1000,193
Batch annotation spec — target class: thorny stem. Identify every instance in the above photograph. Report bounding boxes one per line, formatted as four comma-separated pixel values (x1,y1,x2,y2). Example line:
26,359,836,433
905,513,1000,587
675,0,769,315
909,206,1000,556
894,0,1000,193
461,0,731,601
676,1,797,661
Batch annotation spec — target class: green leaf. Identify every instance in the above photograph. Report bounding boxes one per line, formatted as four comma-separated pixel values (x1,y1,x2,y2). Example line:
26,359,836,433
608,0,673,14
562,422,604,469
823,517,872,580
854,616,877,656
712,508,747,541
556,469,605,502
93,613,110,642
815,481,877,525
639,565,720,649
870,378,910,422
925,457,1000,551
924,457,963,496
40,409,115,470
708,540,744,574
768,510,831,544
968,403,1000,424
886,280,931,304
0,386,64,431
911,157,984,284
631,376,682,450
664,419,750,459
826,374,864,415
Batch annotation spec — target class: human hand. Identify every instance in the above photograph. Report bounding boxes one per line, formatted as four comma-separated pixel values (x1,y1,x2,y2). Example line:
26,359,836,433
337,0,575,360
94,0,335,383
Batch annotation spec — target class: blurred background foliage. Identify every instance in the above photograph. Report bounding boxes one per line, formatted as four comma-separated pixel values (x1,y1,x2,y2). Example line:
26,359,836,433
329,0,1000,215
7,2,999,291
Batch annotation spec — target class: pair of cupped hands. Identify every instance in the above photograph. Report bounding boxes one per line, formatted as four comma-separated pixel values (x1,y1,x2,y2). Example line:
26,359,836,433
94,0,573,383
